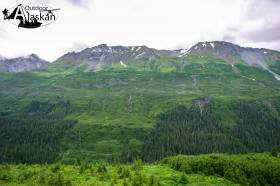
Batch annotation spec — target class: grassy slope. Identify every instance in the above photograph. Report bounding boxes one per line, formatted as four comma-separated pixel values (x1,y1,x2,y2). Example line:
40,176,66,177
0,56,280,162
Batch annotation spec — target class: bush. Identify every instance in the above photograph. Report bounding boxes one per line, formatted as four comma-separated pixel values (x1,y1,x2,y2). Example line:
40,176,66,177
162,154,280,186
131,158,142,171
97,164,107,173
179,173,189,184
118,167,130,179
179,163,192,174
49,173,64,186
270,147,278,157
51,164,61,173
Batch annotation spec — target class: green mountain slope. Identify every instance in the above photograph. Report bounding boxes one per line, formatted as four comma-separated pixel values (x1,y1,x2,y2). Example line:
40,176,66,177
1,52,280,163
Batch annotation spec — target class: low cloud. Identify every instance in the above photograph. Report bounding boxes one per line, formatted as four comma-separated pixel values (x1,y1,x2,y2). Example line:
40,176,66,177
242,23,280,43
244,0,280,20
0,27,6,38
222,34,236,43
66,42,90,52
241,0,280,43
68,0,89,7
35,0,89,8
222,27,240,43
217,0,280,51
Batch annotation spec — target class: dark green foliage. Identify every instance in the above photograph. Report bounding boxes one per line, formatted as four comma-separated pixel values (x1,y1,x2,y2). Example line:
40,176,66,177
141,101,226,161
131,170,145,186
269,60,280,74
76,157,82,166
79,162,92,173
148,175,162,186
122,178,129,186
49,173,65,186
271,147,278,157
36,168,48,184
26,100,72,115
231,100,280,153
131,158,143,171
179,173,189,184
51,164,61,173
0,113,76,163
141,99,280,162
97,164,107,173
118,167,130,179
0,164,11,181
163,154,280,186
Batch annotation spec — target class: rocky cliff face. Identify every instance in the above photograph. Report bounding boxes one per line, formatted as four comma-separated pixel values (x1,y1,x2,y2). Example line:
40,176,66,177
57,44,180,67
187,41,280,80
188,41,280,68
0,54,49,73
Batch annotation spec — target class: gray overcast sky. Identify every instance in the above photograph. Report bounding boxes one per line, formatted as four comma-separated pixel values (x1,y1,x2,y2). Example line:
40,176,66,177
0,0,279,61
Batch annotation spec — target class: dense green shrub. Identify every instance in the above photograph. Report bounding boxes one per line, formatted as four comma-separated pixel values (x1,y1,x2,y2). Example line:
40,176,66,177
162,154,280,186
179,173,189,184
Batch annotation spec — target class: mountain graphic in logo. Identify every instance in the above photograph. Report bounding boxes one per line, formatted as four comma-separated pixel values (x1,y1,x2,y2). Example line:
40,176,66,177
2,3,60,29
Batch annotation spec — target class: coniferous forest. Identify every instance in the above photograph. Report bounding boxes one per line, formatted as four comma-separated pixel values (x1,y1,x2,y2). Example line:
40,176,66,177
141,100,280,162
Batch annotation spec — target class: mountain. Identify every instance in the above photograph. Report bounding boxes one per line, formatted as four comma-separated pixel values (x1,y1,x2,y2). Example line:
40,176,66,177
187,41,280,80
1,41,280,165
53,41,280,80
0,54,49,72
1,41,280,78
57,44,180,70
58,44,181,62
1,37,280,186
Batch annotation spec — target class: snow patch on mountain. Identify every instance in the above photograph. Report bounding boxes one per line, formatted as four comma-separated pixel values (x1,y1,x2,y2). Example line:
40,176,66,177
120,61,127,67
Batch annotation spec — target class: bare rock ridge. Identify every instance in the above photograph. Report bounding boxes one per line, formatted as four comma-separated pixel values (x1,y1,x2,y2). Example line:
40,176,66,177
0,54,49,73
58,44,180,64
187,41,280,80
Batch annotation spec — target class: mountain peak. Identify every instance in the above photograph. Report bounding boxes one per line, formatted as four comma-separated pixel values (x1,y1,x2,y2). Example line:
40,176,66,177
0,54,49,73
190,41,237,51
57,44,180,67
187,41,280,80
28,54,40,59
92,44,110,52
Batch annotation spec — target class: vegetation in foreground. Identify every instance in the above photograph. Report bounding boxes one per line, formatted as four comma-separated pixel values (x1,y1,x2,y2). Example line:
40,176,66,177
1,153,279,186
162,153,280,186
